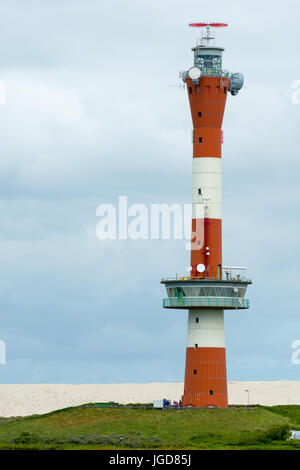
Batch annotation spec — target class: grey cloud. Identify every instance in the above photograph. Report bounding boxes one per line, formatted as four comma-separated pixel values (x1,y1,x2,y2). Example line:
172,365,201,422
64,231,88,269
0,0,299,383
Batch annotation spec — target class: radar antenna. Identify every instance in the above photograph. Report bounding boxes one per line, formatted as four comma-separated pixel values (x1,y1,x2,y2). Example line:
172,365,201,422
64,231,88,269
189,22,228,47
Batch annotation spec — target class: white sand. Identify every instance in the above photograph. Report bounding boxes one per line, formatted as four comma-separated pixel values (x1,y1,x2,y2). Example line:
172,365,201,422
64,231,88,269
0,381,300,417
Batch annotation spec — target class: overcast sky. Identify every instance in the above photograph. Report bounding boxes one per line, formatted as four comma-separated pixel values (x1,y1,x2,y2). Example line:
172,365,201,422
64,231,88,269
0,0,300,383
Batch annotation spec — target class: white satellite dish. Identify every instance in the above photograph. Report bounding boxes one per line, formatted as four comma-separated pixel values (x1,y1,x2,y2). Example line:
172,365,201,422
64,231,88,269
188,66,201,80
233,287,238,293
197,263,205,273
186,265,192,272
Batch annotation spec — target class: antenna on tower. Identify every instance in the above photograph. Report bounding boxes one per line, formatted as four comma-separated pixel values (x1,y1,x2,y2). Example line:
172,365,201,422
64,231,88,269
189,22,228,47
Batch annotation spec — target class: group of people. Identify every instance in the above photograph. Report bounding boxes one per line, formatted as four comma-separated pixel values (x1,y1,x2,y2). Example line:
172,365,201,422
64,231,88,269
162,398,182,410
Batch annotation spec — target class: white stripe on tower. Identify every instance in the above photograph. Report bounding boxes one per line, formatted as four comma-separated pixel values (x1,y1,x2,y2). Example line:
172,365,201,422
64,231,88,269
187,310,225,348
192,158,222,220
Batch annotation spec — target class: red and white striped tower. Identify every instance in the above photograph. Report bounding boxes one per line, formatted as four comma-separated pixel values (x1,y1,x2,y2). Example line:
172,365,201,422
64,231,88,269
162,23,251,408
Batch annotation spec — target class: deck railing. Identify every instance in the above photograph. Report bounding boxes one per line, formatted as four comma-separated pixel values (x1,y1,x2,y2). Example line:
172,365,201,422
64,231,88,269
163,297,250,309
161,276,251,283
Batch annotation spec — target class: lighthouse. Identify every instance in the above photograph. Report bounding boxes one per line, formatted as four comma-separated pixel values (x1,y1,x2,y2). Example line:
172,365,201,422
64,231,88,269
161,23,251,408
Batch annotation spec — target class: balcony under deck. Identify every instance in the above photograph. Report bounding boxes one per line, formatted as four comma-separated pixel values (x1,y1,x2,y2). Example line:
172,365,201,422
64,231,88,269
163,296,249,309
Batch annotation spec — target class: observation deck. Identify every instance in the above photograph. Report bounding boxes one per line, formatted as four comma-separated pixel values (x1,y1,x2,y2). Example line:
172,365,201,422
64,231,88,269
161,272,252,310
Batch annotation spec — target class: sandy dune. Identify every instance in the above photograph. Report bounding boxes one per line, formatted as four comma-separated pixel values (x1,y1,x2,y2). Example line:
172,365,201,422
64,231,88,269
0,381,299,417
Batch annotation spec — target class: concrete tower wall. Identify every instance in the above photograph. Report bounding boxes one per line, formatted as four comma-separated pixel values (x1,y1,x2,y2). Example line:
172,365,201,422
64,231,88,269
186,309,225,348
182,73,229,408
192,157,222,220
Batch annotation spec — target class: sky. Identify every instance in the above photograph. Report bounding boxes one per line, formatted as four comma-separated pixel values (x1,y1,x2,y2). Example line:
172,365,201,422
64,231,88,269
0,0,300,383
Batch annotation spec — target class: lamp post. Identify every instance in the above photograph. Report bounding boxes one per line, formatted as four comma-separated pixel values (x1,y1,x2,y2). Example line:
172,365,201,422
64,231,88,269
245,389,250,406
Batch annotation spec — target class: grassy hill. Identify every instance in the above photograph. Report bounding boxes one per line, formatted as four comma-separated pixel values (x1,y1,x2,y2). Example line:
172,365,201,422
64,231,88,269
0,404,299,449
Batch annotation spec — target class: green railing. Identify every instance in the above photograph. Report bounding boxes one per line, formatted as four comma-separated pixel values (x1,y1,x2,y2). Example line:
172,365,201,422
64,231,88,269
196,68,231,78
163,297,249,309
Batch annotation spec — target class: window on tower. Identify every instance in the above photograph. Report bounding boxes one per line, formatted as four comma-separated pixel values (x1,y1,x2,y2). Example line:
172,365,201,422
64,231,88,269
209,390,214,396
194,344,198,349
198,111,202,117
189,86,192,94
198,188,202,195
199,137,202,143
193,369,197,375
195,317,199,323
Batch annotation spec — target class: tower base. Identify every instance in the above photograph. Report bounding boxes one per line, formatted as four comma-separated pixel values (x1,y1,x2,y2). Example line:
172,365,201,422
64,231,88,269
182,345,228,408
182,309,228,408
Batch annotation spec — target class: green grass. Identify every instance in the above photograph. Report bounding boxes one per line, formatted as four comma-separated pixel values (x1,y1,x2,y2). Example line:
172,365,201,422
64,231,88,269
0,404,297,450
260,405,300,430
